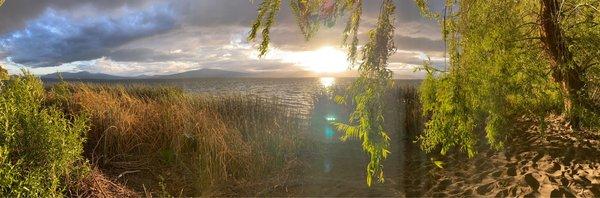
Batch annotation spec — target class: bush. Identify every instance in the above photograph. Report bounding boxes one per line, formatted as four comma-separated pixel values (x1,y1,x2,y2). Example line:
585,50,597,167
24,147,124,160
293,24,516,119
0,66,7,80
0,74,88,196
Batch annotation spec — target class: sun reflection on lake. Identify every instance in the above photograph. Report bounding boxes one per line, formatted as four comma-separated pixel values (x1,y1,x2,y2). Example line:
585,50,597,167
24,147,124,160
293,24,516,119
320,77,335,88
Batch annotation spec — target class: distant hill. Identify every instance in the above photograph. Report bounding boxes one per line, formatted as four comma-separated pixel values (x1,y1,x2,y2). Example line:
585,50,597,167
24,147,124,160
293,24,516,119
42,69,249,80
39,69,421,80
41,71,126,80
155,68,249,79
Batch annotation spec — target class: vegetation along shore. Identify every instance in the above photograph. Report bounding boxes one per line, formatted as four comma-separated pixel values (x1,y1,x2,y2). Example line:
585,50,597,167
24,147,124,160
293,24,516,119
0,0,599,197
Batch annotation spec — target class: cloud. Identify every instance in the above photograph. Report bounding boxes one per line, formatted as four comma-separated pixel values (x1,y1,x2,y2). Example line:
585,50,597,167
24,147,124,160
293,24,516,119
0,0,445,78
0,0,159,34
394,36,445,54
0,4,177,67
73,57,199,76
107,48,191,62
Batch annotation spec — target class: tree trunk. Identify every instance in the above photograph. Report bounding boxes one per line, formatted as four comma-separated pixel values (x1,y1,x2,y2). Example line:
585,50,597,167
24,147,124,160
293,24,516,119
540,0,585,127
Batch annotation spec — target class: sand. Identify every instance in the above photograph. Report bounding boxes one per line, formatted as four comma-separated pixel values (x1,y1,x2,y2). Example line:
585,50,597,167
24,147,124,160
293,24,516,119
264,114,599,197
424,115,600,197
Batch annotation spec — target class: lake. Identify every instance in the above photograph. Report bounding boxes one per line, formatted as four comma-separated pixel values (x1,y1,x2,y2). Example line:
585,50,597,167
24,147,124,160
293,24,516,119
46,77,421,117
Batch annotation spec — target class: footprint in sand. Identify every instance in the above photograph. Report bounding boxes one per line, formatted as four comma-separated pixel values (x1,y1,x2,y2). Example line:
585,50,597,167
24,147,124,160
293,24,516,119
523,173,540,191
323,158,332,173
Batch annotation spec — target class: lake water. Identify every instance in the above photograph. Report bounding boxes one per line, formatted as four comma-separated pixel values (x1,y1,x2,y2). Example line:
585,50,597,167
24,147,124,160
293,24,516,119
156,77,353,116
51,77,420,117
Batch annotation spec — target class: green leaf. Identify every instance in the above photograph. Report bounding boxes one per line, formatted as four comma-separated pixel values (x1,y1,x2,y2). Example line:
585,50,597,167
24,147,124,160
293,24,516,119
433,160,445,169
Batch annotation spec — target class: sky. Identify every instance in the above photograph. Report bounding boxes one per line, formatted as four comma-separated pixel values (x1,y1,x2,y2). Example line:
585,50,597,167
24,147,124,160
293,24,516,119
0,0,445,78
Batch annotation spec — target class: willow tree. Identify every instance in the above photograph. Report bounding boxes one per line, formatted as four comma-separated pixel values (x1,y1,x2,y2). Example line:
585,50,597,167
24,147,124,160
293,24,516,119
248,0,396,186
416,0,600,156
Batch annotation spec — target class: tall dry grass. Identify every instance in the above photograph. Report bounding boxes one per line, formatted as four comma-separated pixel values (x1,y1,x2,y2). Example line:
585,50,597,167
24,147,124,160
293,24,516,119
47,83,311,196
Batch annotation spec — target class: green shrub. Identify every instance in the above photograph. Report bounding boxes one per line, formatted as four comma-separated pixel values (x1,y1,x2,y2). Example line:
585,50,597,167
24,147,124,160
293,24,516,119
0,74,88,196
0,65,8,81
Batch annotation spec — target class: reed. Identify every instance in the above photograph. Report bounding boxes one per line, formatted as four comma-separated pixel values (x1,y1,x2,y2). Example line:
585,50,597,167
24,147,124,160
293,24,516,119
47,83,312,196
398,85,423,136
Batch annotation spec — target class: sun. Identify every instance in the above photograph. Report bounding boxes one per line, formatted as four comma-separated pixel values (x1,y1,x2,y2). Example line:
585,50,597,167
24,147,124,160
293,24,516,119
295,46,350,73
265,46,351,74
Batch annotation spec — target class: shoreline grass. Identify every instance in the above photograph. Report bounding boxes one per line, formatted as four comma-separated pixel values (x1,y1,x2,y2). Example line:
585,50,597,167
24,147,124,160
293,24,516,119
6,75,597,197
42,81,315,196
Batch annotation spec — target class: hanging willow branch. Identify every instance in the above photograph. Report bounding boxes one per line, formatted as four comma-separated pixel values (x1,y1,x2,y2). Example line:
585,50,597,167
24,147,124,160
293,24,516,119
342,0,362,64
248,0,282,57
334,0,395,186
248,0,397,186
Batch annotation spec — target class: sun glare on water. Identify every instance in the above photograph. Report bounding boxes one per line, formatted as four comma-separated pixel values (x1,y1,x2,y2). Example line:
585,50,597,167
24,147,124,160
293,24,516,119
320,77,335,88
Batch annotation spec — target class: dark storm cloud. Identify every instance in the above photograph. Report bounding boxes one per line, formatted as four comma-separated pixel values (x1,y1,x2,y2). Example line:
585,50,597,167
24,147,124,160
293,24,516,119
395,36,444,53
0,0,158,34
0,5,177,67
177,0,259,27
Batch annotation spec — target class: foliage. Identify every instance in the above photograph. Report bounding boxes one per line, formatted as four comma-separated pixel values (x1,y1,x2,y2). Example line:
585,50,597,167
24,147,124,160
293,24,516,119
333,0,395,186
250,0,364,62
249,0,397,186
0,65,7,81
0,73,88,196
416,0,600,156
248,0,282,56
563,0,600,127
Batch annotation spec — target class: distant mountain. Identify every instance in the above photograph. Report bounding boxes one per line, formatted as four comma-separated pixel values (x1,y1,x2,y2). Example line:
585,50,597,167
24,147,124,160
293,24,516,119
41,71,126,80
134,74,153,79
40,69,349,80
41,69,249,80
156,68,249,79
